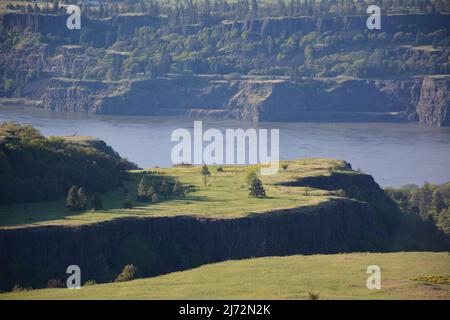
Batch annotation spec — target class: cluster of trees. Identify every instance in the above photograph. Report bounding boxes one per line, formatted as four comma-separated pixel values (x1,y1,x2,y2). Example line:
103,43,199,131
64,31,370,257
1,1,449,93
66,186,104,212
0,122,136,205
60,20,450,81
2,0,449,90
386,182,450,235
137,174,185,203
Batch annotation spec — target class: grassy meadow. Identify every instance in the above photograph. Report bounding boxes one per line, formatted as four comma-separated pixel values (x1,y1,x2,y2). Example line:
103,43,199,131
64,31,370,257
1,252,449,300
0,158,350,229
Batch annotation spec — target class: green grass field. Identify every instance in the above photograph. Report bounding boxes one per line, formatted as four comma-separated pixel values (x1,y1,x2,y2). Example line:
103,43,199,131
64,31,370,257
1,252,449,300
0,158,350,229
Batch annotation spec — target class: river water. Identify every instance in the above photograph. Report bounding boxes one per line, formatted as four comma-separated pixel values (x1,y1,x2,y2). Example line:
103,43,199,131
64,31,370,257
1,105,449,187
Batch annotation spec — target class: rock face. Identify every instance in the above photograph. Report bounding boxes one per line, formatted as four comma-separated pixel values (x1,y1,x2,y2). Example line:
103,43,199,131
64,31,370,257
416,76,450,126
221,14,450,38
37,75,431,124
0,199,379,291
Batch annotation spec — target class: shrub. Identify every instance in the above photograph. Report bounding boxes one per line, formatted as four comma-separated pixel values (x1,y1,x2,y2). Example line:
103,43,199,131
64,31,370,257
335,189,347,197
115,264,137,282
308,292,320,300
12,284,29,292
47,279,64,288
281,164,288,171
84,280,97,286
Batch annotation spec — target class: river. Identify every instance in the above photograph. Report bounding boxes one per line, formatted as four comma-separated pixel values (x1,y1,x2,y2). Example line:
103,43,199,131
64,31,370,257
1,105,449,187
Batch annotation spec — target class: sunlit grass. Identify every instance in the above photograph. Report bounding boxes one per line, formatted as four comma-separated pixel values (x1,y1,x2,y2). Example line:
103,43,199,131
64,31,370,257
1,252,449,300
0,158,351,228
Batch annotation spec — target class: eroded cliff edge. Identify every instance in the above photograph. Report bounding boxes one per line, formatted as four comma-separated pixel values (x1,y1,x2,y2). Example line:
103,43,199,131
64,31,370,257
29,74,449,125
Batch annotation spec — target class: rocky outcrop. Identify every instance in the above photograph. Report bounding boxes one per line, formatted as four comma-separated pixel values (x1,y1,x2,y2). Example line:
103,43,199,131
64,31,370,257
221,14,450,38
29,74,449,126
37,76,425,122
416,76,450,126
0,13,165,47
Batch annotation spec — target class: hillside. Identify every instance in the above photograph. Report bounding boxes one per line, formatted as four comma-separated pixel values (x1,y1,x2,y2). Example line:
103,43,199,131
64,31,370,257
1,142,448,292
0,122,137,205
1,252,449,300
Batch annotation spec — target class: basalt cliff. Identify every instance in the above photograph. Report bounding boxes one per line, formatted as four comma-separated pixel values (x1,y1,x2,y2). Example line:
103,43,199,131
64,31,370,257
24,74,449,126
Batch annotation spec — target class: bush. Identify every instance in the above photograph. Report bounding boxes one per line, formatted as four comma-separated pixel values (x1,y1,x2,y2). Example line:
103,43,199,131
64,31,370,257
308,292,320,300
12,284,29,292
281,164,288,171
115,264,137,282
47,279,64,288
84,280,97,286
335,189,347,197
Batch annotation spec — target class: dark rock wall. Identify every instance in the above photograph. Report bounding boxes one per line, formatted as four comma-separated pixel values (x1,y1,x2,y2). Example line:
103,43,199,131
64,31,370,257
0,199,378,291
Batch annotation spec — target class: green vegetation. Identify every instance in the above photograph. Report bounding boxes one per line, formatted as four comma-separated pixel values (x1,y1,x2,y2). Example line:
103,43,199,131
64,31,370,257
0,122,137,205
115,264,138,283
248,176,267,198
1,252,449,300
1,1,449,96
386,182,450,235
0,157,346,228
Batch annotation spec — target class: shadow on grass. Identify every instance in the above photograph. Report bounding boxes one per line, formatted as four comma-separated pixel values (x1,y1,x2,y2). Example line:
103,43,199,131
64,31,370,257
0,172,208,227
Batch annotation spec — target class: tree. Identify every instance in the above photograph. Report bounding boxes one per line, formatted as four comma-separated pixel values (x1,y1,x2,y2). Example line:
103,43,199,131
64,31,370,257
90,193,103,210
432,189,446,214
151,193,160,203
66,186,86,211
172,180,185,197
123,194,133,209
159,179,170,197
248,176,266,198
77,187,88,210
437,208,450,235
66,186,79,210
137,175,152,201
201,165,210,186
419,182,433,218
115,264,137,282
